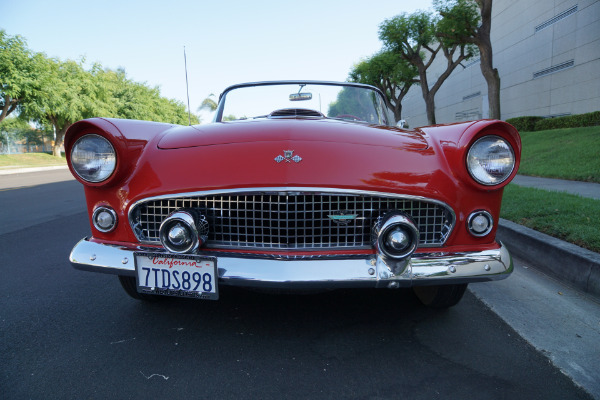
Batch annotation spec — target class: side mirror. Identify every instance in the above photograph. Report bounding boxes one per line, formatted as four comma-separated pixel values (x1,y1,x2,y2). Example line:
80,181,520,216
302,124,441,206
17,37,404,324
397,120,406,128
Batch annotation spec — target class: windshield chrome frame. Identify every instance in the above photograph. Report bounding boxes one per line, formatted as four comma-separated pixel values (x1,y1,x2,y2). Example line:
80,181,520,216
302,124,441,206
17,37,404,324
214,81,392,126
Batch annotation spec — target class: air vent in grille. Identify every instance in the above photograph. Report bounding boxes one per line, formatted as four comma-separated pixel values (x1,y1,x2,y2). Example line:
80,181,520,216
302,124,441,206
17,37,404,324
269,108,323,118
130,190,454,250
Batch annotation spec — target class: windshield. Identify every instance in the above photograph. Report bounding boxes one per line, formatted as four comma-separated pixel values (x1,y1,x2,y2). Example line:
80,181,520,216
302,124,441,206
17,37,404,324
215,82,392,126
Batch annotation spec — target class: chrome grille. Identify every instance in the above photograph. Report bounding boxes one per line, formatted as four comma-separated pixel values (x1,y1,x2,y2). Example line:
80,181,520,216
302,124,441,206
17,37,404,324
130,190,454,250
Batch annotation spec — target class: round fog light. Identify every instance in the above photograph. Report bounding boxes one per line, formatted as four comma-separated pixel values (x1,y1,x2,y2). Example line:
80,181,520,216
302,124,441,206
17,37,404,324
467,211,493,237
376,214,419,260
168,223,191,246
159,211,200,254
93,207,117,232
386,228,411,253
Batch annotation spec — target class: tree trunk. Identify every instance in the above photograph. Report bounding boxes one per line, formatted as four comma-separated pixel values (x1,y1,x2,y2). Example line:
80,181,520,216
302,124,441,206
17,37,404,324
416,65,437,125
424,94,436,125
478,44,501,119
393,105,403,124
477,0,501,120
0,95,18,124
52,124,70,158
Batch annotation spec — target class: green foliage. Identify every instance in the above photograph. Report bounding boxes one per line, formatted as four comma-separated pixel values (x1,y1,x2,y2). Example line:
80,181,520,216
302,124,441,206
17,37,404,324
349,51,418,122
378,6,477,124
0,116,31,132
0,116,48,145
17,58,108,155
198,94,218,112
505,116,544,132
2,29,198,156
97,68,196,125
434,0,480,47
518,126,600,183
0,153,66,167
379,12,438,58
501,184,600,253
534,111,600,131
507,111,600,132
0,30,47,122
327,87,379,122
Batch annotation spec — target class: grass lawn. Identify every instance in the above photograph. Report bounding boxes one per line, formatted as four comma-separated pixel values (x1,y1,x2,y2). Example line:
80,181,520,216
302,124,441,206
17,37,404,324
501,184,600,253
0,153,66,168
517,126,600,183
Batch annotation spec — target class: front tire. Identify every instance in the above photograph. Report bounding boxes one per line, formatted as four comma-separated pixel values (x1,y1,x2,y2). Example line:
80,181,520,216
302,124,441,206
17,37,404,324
118,276,161,301
413,283,468,309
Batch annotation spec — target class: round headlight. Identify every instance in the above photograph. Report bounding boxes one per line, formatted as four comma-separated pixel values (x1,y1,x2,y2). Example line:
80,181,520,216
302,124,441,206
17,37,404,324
71,134,116,183
467,136,515,185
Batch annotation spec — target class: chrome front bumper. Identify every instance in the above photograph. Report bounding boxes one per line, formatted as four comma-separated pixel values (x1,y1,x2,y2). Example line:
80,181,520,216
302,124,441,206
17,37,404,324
69,238,513,289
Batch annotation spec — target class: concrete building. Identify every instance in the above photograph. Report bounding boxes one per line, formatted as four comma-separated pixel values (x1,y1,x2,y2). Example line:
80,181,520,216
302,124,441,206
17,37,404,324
401,0,600,127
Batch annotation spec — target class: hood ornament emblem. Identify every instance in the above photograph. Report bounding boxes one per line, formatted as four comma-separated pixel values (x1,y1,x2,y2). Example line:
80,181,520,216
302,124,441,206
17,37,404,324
275,150,302,163
328,210,358,225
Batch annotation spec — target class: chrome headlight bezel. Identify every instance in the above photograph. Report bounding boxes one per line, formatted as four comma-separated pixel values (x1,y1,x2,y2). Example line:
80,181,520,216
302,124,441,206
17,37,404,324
70,134,117,183
466,135,515,186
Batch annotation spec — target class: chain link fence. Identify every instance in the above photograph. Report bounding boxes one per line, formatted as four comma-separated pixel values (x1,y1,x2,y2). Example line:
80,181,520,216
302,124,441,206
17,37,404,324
0,131,53,154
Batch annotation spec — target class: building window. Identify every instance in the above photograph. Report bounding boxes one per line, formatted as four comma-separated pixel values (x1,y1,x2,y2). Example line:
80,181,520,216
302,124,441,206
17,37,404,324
463,91,481,101
535,5,578,32
533,60,575,79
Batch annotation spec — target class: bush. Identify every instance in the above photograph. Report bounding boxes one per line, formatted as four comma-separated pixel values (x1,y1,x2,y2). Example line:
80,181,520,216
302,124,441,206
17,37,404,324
534,111,600,131
505,116,543,132
506,111,600,132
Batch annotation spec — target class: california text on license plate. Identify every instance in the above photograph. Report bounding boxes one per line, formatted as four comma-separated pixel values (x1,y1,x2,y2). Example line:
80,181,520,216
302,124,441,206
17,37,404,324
134,252,218,300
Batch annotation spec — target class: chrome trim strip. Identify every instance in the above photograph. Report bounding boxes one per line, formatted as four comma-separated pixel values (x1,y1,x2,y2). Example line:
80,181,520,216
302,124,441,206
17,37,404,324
127,187,456,248
70,238,512,288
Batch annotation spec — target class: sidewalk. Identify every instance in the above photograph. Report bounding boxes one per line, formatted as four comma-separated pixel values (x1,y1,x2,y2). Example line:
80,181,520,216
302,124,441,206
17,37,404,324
0,165,68,175
500,175,600,298
512,175,600,200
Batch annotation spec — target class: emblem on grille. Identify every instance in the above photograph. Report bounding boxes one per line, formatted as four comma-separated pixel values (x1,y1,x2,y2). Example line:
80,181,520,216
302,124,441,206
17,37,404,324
328,210,358,225
275,150,302,163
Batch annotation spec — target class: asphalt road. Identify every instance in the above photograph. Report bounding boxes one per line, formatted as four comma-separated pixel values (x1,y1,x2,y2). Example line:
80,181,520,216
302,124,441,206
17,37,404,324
0,171,593,399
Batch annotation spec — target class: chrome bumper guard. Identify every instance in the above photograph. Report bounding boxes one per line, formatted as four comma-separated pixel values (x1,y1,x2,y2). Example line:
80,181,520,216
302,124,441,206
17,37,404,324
69,238,513,289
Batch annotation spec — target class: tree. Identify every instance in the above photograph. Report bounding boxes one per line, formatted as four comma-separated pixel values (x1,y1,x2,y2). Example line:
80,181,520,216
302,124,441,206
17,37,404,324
435,0,501,119
197,94,218,112
379,10,477,125
19,59,109,157
349,50,418,123
0,30,47,123
98,68,197,125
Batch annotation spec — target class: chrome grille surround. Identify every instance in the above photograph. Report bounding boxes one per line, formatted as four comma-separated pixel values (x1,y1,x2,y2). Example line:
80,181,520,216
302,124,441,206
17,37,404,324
128,188,455,250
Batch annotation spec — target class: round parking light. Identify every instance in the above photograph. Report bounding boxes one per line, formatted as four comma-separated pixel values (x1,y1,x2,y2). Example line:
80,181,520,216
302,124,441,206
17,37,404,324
467,210,494,237
92,206,117,233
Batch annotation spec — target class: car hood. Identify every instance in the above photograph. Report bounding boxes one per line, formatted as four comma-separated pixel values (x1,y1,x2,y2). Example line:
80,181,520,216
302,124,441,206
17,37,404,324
157,119,429,151
120,118,454,204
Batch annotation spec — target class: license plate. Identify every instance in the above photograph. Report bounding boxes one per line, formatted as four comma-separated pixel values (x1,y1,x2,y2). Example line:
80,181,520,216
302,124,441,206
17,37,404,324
134,252,218,300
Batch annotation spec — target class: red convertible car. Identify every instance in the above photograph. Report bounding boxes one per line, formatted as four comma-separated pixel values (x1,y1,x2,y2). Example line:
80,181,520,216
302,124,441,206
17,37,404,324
67,81,520,308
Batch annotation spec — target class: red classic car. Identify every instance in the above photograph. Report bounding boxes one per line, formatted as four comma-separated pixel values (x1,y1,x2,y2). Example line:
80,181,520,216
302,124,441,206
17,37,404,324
67,81,520,308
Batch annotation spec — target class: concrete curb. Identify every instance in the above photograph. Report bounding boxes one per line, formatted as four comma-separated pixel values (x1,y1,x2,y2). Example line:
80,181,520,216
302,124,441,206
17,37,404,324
497,218,600,298
0,165,69,175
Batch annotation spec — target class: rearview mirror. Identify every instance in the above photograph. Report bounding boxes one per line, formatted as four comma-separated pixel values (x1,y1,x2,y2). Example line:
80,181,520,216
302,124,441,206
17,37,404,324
289,92,312,101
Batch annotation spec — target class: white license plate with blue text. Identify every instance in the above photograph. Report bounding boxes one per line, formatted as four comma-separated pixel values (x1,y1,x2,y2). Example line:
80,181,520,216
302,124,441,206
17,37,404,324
134,253,218,300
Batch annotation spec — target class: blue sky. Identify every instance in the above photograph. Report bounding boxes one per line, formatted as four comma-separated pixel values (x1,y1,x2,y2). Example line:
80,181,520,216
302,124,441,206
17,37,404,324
3,0,431,121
